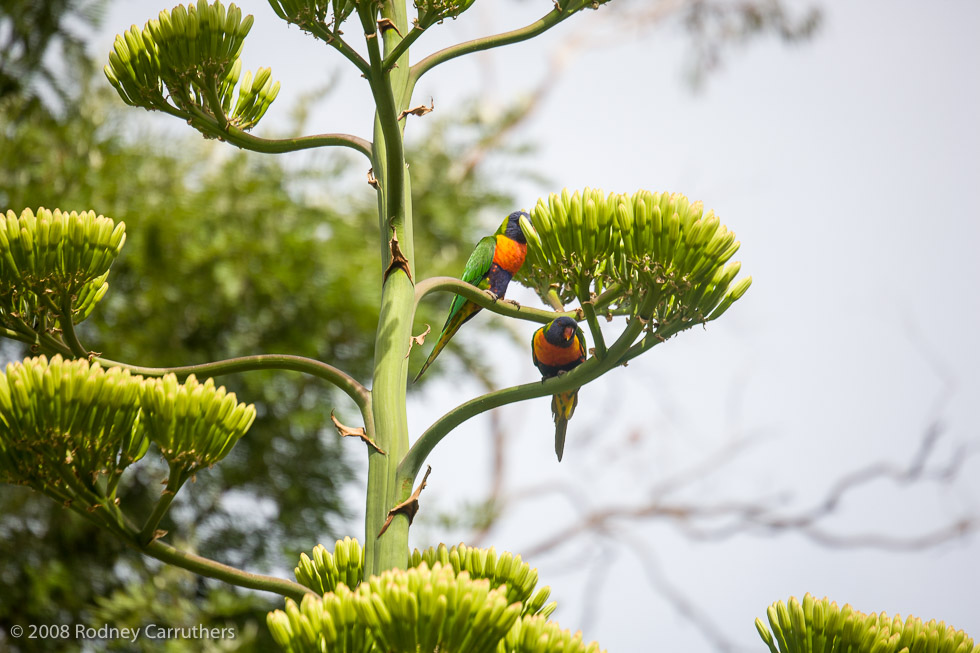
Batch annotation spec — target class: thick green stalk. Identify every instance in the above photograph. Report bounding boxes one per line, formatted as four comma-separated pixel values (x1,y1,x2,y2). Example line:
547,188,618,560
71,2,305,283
363,0,415,577
366,272,413,575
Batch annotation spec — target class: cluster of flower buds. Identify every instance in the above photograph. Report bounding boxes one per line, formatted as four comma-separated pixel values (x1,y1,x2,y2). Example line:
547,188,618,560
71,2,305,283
267,0,355,33
415,0,478,28
411,542,554,617
139,373,256,474
500,614,606,653
0,356,146,498
295,536,365,595
269,562,523,653
0,357,257,506
104,1,279,131
275,539,598,652
518,187,751,329
756,594,979,653
271,584,374,653
0,208,125,327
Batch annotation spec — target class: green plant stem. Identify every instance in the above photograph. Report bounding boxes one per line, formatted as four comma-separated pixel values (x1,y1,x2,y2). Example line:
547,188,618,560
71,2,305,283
304,21,371,76
38,332,74,357
618,315,703,365
59,293,88,358
382,25,425,71
48,464,135,543
593,282,624,312
0,324,37,345
7,313,73,356
398,291,657,483
138,466,186,546
68,501,135,542
219,124,374,160
578,279,607,359
5,315,40,341
47,482,308,599
409,5,571,83
0,326,37,346
366,272,413,575
414,276,579,325
183,103,373,160
362,0,414,578
203,78,229,130
95,354,369,412
543,288,566,311
142,540,312,601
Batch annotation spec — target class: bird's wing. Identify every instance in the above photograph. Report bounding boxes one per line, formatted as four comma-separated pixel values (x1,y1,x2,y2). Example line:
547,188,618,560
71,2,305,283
460,235,497,285
575,325,588,362
531,325,546,373
444,235,496,324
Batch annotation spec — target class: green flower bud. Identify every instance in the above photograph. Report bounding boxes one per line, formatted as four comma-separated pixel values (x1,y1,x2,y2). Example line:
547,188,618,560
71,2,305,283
139,373,255,473
0,209,125,330
757,595,980,653
0,356,144,498
295,537,364,594
106,2,276,132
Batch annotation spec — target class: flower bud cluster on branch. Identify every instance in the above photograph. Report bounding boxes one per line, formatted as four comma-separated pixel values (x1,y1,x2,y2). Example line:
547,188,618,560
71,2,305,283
0,355,255,514
104,0,279,132
0,208,124,332
518,188,752,333
267,0,356,32
757,594,979,653
270,537,602,653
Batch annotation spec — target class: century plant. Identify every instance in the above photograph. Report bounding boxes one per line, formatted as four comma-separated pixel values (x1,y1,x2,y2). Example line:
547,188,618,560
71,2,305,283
756,595,979,653
7,0,907,650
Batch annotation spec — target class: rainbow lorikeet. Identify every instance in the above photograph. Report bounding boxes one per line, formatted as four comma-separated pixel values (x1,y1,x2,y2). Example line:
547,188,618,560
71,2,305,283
531,316,587,462
414,210,534,382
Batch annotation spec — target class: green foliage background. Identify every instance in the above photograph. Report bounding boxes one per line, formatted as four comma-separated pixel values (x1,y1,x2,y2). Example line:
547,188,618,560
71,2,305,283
0,3,521,649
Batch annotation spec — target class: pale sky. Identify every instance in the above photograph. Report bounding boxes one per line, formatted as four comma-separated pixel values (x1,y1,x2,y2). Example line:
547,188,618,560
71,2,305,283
97,1,980,651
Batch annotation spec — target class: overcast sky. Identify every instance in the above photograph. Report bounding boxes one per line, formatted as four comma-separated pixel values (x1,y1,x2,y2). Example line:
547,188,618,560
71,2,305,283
98,1,980,651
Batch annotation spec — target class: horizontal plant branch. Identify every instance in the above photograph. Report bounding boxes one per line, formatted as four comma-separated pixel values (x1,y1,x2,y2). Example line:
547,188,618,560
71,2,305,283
179,103,374,160
95,354,370,412
414,276,579,325
143,540,312,601
399,291,656,483
215,125,373,160
409,5,575,82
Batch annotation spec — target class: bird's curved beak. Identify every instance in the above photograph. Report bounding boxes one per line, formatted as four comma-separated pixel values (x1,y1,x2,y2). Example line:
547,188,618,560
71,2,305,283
563,326,575,341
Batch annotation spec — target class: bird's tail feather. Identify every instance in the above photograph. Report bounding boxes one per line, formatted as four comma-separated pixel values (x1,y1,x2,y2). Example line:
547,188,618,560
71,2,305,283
413,336,449,383
551,390,578,462
551,390,578,422
413,301,481,382
554,418,568,462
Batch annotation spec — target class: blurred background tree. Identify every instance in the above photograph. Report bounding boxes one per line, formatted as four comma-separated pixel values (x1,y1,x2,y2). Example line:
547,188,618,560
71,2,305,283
1,1,868,651
0,2,520,649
